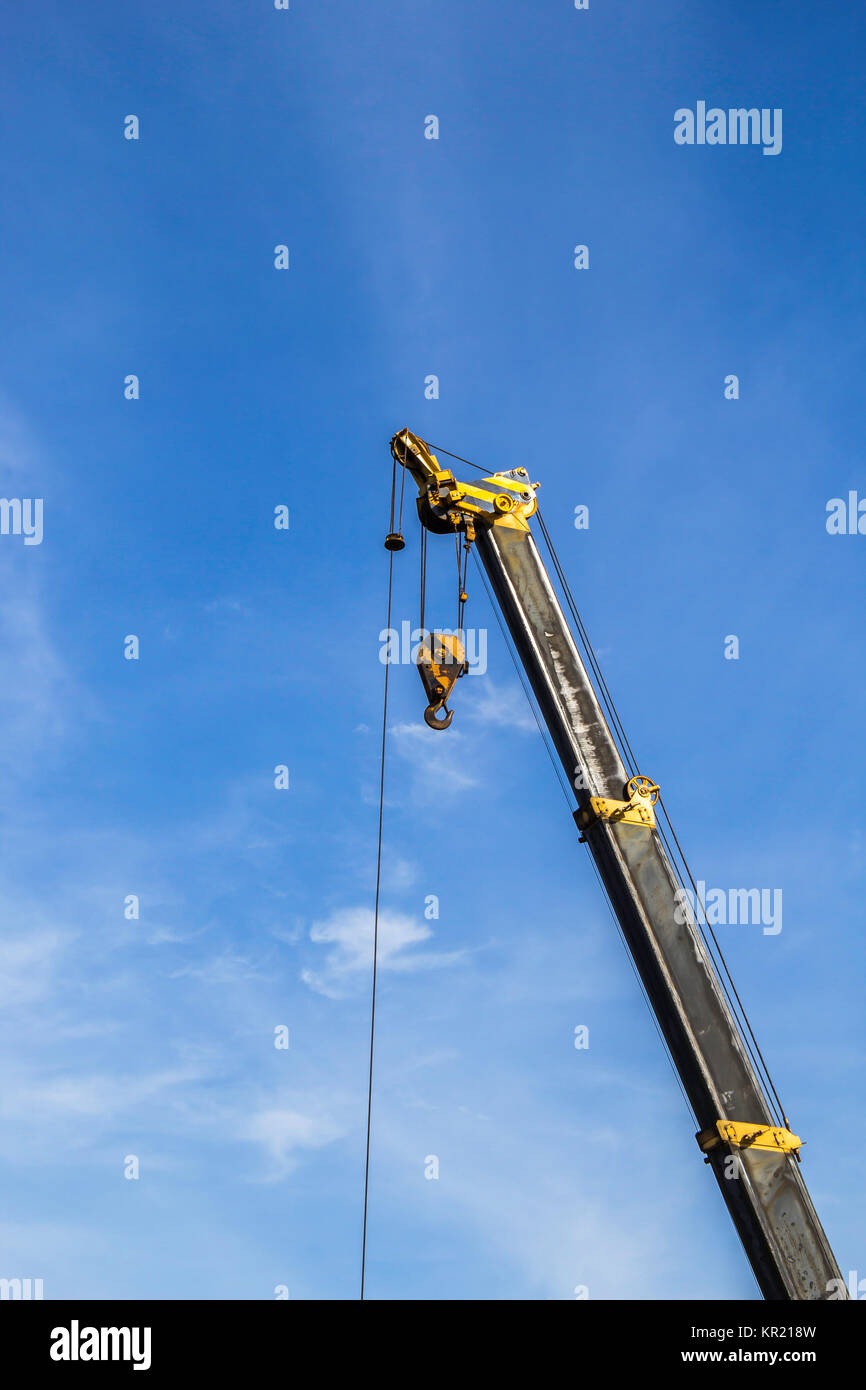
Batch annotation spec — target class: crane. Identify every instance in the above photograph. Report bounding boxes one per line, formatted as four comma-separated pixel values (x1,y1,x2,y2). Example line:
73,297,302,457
385,427,846,1301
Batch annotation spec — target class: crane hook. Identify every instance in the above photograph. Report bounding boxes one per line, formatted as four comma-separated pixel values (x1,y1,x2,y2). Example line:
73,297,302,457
423,699,454,731
416,633,466,732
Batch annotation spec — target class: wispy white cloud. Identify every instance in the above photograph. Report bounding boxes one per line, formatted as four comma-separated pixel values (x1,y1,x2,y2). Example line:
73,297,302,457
1,1066,204,1121
390,721,477,797
467,679,537,733
0,928,69,1009
0,591,86,762
301,905,466,998
243,1107,344,1179
169,951,269,986
382,854,418,892
145,927,192,947
201,596,253,618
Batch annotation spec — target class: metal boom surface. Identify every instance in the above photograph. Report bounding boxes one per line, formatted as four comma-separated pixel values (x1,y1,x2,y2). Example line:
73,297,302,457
390,428,844,1300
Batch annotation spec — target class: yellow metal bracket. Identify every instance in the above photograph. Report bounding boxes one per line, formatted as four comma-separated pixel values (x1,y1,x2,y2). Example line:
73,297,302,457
424,471,537,535
576,775,659,831
697,1120,802,1156
390,429,539,537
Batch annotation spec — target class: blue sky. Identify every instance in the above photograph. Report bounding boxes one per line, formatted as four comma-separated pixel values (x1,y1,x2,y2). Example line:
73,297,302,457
0,1,864,1299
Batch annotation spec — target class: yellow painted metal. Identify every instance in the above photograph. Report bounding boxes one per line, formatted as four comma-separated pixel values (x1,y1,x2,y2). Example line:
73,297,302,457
416,632,467,730
390,429,538,535
698,1121,803,1155
576,775,659,830
392,431,443,488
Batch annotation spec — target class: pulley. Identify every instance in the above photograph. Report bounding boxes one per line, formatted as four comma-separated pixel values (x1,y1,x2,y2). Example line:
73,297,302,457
416,632,468,731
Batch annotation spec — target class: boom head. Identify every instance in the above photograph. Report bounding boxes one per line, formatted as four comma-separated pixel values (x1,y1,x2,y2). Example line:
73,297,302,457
390,428,539,542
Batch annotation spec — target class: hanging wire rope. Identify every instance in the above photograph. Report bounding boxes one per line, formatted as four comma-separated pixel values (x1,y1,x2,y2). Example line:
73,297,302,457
424,440,492,474
419,524,427,634
361,465,401,1301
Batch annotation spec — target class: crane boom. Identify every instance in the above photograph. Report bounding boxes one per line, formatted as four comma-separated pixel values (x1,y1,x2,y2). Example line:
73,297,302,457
389,428,845,1301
